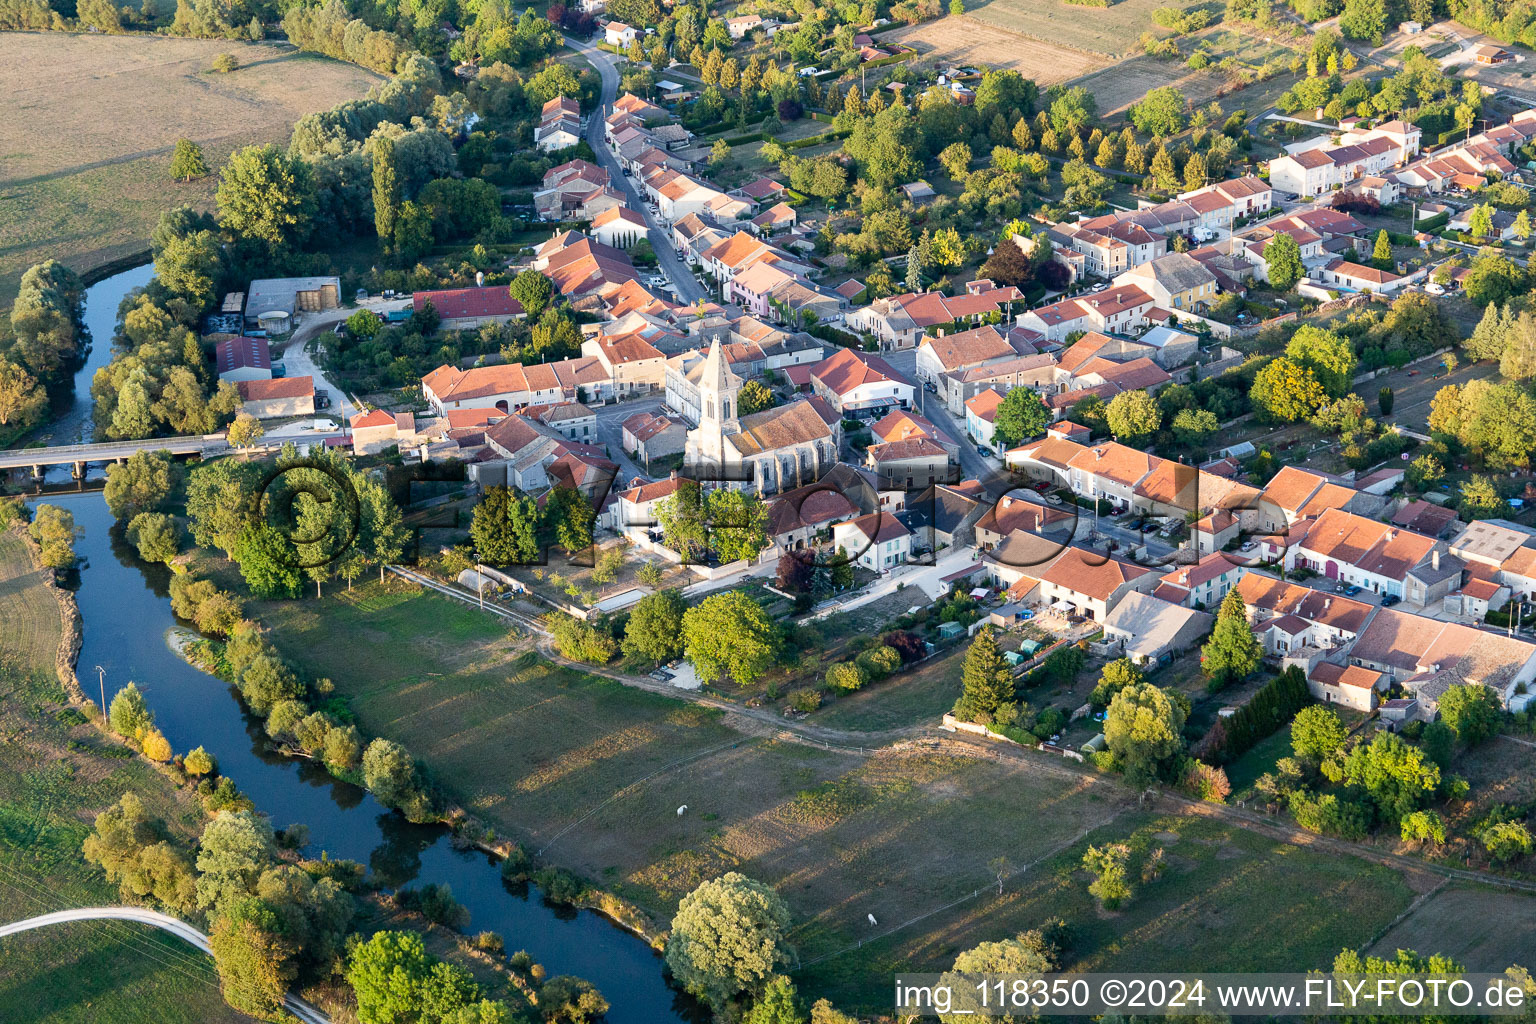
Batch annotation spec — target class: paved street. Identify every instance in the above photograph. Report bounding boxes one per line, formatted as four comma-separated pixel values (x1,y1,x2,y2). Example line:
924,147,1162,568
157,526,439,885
565,34,711,307
594,395,664,487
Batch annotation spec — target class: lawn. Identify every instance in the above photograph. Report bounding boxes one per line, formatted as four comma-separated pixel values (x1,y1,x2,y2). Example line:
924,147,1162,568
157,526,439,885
960,0,1206,59
0,33,380,303
812,645,965,731
0,530,250,1024
799,810,1422,1008
255,577,1437,1015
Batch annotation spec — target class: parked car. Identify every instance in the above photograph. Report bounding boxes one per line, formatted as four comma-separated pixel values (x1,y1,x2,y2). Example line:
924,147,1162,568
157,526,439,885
1345,585,1362,596
1045,494,1063,505
1240,541,1256,552
1140,521,1159,533
1381,594,1402,607
1334,583,1346,593
975,445,992,457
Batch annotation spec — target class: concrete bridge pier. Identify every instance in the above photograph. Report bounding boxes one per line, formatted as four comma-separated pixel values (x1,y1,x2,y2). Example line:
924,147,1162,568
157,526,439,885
31,465,42,481
71,461,85,480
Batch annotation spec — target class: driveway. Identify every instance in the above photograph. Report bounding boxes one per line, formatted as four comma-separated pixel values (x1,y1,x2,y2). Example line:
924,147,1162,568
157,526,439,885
564,34,710,307
275,298,407,427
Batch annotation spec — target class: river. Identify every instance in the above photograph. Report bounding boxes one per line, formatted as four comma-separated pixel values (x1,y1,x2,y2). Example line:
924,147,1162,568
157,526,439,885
30,268,698,1024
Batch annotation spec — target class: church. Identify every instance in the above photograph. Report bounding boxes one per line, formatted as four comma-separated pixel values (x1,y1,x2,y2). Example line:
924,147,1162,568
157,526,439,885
683,338,839,495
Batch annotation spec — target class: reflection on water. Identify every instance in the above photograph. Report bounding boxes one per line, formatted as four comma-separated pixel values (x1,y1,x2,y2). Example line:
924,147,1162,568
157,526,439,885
36,490,700,1024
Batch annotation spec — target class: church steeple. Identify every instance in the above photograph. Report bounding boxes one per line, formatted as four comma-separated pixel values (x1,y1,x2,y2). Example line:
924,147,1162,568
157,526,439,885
686,337,742,471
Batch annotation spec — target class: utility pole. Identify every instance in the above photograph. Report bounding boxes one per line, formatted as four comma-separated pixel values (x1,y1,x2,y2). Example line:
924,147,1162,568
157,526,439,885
95,665,106,716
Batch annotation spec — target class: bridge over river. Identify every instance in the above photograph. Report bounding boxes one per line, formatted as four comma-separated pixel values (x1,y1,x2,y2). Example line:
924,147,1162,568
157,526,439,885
0,434,229,476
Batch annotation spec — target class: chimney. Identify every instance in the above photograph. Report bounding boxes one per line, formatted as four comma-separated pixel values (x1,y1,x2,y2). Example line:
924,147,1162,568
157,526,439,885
1432,549,1440,571
477,271,485,287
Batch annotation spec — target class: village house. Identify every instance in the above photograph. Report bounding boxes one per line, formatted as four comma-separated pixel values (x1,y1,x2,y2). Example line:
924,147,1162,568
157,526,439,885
965,388,1002,450
236,376,315,419
414,286,524,330
1016,284,1156,343
590,206,649,249
1113,252,1219,313
833,511,912,571
1037,545,1157,621
807,346,915,417
1102,592,1214,667
845,283,1023,349
614,412,679,468
520,401,595,442
351,409,414,455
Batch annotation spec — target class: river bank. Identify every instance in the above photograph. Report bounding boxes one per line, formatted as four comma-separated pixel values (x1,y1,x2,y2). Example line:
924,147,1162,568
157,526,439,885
44,493,699,1024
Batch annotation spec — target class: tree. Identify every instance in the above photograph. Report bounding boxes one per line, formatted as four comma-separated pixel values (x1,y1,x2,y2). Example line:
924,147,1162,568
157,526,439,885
195,811,276,913
1291,704,1347,765
1083,843,1133,909
372,135,401,244
1201,589,1263,690
1104,683,1186,781
346,930,434,1024
29,503,80,569
472,486,540,564
622,589,687,665
216,145,316,251
666,873,793,1008
1369,230,1393,270
954,626,1014,723
938,141,972,180
1148,144,1178,189
227,412,265,451
746,976,803,1024
1378,385,1394,417
108,682,155,742
1463,250,1526,307
979,238,1032,288
363,738,433,821
657,479,709,561
233,523,301,599
509,269,555,319
170,138,209,182
1265,231,1304,290
1091,658,1144,708
1460,475,1510,520
1400,809,1447,845
710,138,732,169
682,591,778,685
1183,150,1208,191
104,449,181,521
0,359,46,429
738,380,774,416
1338,0,1385,42
991,387,1050,448
1105,390,1161,442
1438,683,1502,748
1252,356,1327,423
210,897,295,1020
1130,86,1187,136
1482,821,1534,863
1285,325,1356,397
1171,407,1218,448
545,487,595,553
212,52,239,72
128,512,181,565
1048,85,1096,133
184,746,217,776
1468,202,1495,239
706,489,768,565
1335,731,1440,822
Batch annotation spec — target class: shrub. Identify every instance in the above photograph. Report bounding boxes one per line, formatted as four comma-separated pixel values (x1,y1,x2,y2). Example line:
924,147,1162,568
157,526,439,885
825,662,866,692
883,630,926,663
855,645,901,681
788,687,822,712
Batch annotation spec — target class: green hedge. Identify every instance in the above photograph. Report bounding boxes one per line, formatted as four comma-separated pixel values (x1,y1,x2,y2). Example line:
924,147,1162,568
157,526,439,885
785,128,850,149
860,50,915,68
1415,211,1449,231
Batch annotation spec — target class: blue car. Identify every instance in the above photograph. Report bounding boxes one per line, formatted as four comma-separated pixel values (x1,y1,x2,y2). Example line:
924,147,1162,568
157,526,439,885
1344,585,1362,596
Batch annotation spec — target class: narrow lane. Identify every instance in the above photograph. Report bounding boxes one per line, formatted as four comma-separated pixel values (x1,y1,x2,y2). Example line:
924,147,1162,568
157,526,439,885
564,33,710,306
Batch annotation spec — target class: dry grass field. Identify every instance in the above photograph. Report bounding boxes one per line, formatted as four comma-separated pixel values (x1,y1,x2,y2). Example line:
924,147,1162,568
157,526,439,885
1368,885,1536,971
0,33,381,303
884,16,1108,85
955,0,1205,59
